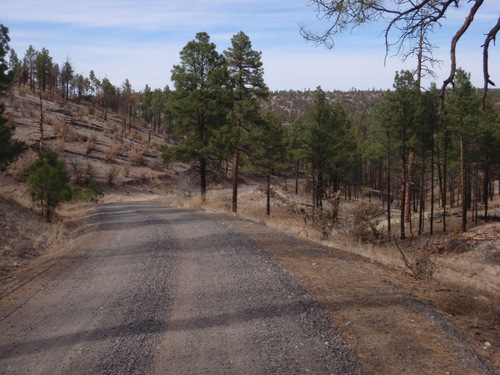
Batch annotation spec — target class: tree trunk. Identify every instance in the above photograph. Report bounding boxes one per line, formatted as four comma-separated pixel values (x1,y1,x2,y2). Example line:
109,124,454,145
443,139,448,232
39,92,44,152
317,168,324,208
400,155,407,240
200,157,207,203
404,150,415,222
386,134,391,236
418,148,425,235
232,149,239,213
460,136,467,232
483,158,489,217
430,136,435,235
295,159,299,194
266,173,271,216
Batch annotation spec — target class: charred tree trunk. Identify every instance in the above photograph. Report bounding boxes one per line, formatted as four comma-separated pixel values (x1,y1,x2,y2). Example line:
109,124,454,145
460,136,467,232
404,150,415,223
400,155,407,240
295,159,299,195
200,157,207,203
484,158,490,217
386,134,392,236
418,148,426,235
232,149,239,213
430,136,435,235
39,92,44,152
266,173,271,216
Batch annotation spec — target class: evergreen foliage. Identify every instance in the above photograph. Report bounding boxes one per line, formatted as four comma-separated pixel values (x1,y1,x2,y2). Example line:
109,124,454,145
0,24,25,173
249,111,289,215
1,24,499,236
165,32,231,200
27,150,73,221
224,31,269,212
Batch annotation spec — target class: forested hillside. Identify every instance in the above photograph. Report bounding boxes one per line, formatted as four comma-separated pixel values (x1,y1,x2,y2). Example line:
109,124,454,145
2,27,500,240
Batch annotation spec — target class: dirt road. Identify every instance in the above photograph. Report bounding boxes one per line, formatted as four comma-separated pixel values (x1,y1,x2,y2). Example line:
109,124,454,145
0,201,357,374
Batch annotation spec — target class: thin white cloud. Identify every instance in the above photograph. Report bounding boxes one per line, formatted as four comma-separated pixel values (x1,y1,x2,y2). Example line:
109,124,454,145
2,0,498,92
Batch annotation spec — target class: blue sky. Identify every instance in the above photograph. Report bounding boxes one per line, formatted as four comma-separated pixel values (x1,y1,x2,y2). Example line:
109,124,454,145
2,0,499,92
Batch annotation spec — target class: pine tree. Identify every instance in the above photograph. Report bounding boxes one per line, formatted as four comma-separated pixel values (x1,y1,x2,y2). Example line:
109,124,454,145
60,57,73,99
224,31,268,212
23,45,37,90
444,69,481,232
249,112,289,215
35,47,52,92
371,71,420,239
164,32,231,201
288,118,308,194
27,150,73,221
0,24,25,173
304,87,336,207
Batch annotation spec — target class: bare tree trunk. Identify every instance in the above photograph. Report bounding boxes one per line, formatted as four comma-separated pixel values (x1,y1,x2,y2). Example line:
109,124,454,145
474,163,479,225
266,173,271,216
418,148,425,235
404,150,415,223
460,136,467,232
400,155,407,240
483,158,489,217
386,134,391,236
295,160,299,194
200,157,207,203
430,136,435,235
232,150,239,213
443,139,448,232
39,92,44,152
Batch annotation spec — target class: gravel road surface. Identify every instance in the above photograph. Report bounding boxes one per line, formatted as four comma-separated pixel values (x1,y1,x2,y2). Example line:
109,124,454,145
0,200,357,374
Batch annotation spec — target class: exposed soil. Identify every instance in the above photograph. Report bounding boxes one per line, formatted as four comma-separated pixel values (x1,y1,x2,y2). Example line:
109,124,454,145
214,212,498,374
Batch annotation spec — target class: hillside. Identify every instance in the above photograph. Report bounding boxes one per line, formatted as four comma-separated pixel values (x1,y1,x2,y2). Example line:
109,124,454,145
4,88,168,188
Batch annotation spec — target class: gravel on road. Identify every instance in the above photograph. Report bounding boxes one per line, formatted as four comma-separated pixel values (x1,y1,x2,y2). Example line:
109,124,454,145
0,200,358,374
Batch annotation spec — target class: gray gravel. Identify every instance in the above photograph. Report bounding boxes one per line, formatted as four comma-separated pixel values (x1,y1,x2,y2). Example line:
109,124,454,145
0,200,358,374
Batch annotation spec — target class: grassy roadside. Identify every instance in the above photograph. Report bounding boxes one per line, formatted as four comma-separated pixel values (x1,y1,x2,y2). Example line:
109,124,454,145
172,185,500,372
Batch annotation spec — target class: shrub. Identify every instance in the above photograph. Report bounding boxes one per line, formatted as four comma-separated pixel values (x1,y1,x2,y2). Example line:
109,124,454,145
66,130,81,142
107,165,120,186
104,144,119,163
56,136,65,154
395,237,435,280
85,140,96,155
10,149,37,182
311,192,341,240
352,200,384,244
72,179,104,203
71,161,95,186
27,150,73,221
129,146,145,166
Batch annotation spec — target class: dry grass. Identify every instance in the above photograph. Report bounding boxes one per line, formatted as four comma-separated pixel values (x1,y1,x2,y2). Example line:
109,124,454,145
177,185,500,370
129,146,145,166
195,186,500,294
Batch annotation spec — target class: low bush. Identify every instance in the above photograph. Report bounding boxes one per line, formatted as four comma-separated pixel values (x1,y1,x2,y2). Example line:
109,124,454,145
352,200,385,244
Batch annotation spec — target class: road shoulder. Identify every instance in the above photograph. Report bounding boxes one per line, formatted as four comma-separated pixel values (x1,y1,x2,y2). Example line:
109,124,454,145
214,213,497,375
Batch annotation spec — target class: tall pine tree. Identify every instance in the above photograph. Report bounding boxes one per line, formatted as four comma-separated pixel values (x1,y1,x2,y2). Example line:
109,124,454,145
164,32,231,201
249,112,289,216
224,31,268,212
